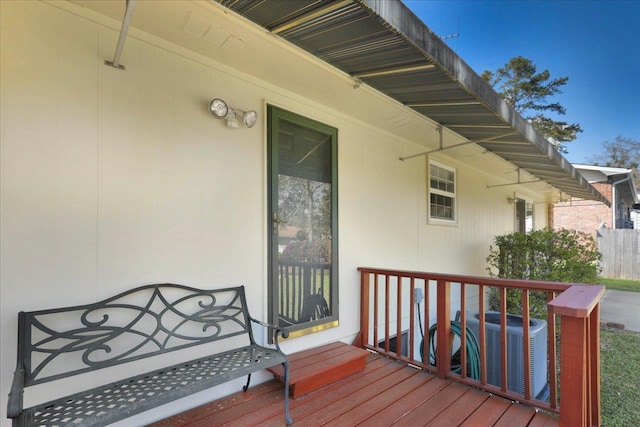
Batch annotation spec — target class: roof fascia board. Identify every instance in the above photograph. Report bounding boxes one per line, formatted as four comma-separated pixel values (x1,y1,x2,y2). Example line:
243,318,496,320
574,165,638,202
574,164,634,175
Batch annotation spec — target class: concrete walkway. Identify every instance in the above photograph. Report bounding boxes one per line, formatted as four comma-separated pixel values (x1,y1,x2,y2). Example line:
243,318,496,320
600,290,640,332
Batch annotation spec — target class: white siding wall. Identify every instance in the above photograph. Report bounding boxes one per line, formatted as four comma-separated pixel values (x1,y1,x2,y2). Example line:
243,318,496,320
0,1,548,424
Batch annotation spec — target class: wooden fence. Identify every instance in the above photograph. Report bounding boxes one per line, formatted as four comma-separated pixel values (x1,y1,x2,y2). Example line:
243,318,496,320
597,228,640,279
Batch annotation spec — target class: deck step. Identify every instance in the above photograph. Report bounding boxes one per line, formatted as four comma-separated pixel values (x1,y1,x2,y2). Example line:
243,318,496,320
268,342,369,398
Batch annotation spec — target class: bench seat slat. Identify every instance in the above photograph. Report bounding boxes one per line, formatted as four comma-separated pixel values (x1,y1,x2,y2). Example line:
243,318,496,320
19,345,286,427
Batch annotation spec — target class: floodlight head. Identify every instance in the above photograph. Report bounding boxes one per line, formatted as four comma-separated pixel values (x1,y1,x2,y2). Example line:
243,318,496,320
208,99,257,129
239,110,257,128
209,99,228,119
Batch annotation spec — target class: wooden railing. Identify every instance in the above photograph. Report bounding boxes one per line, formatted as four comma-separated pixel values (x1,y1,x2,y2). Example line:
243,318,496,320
357,267,604,426
278,261,331,324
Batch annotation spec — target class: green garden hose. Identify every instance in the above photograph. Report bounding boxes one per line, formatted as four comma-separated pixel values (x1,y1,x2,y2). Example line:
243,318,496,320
419,314,481,380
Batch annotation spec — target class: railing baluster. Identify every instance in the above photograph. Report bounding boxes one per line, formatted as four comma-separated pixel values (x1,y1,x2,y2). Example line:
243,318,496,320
384,275,390,352
479,284,487,386
522,289,531,400
298,265,303,320
296,265,299,319
499,287,508,392
290,265,295,320
460,283,467,379
409,277,415,361
396,276,405,357
547,291,558,409
311,265,316,295
423,279,430,368
285,266,289,320
373,274,379,349
329,265,333,304
280,265,284,319
279,265,283,320
289,265,294,320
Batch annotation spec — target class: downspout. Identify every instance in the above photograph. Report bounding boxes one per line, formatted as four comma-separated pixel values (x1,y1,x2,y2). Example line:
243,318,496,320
611,176,630,228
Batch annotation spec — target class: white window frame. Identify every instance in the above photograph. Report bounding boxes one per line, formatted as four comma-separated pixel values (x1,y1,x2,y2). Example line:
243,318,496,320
428,159,457,225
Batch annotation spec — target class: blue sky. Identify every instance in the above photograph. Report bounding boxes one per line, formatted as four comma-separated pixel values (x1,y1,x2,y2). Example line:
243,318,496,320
403,0,640,164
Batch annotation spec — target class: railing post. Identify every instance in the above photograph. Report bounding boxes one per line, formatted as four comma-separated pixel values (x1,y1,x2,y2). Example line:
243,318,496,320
436,280,451,378
548,285,604,427
589,303,601,427
559,315,588,426
357,270,370,348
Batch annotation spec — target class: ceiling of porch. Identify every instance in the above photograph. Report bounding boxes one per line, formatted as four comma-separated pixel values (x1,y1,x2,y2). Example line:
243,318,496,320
68,0,608,204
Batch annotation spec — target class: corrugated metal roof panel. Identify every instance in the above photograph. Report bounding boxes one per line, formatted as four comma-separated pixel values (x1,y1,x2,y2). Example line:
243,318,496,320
215,0,608,204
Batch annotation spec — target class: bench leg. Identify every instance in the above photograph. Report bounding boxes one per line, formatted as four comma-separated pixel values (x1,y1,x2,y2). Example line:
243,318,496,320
283,361,293,425
243,374,252,392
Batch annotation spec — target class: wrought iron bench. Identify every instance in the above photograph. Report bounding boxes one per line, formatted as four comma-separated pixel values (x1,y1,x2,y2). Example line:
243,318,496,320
7,284,292,426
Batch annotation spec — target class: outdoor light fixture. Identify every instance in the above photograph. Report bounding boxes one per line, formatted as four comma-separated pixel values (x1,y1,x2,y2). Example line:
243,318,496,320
208,98,257,129
239,109,257,128
209,98,228,119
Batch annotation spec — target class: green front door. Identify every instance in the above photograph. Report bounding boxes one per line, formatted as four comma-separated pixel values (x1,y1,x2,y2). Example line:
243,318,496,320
267,105,338,338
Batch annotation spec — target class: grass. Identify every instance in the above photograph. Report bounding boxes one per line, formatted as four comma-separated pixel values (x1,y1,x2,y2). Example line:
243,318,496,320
601,328,640,426
597,277,640,292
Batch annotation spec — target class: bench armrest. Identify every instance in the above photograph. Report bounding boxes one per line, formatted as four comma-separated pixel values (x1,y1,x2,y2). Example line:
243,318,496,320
7,367,24,419
249,317,289,352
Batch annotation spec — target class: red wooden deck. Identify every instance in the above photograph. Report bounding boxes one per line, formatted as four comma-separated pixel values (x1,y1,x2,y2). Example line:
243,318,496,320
151,349,558,426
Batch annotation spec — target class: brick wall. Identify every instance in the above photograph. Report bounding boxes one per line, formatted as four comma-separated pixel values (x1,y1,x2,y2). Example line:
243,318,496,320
549,182,612,237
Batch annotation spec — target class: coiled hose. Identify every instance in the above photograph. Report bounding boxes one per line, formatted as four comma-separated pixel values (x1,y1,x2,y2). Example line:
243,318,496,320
419,313,481,380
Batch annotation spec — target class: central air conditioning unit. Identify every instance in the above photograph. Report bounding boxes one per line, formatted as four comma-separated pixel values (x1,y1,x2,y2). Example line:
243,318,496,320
466,311,548,399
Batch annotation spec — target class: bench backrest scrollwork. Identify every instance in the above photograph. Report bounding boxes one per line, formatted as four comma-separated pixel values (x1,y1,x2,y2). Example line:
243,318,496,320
18,284,255,386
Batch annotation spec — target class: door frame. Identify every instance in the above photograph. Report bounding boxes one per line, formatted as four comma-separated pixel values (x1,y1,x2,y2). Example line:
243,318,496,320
267,105,339,339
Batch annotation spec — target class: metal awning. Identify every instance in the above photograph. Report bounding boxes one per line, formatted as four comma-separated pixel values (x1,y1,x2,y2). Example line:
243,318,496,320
215,0,608,205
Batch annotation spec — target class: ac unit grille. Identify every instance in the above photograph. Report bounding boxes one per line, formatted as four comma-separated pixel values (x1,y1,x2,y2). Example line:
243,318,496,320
466,311,547,398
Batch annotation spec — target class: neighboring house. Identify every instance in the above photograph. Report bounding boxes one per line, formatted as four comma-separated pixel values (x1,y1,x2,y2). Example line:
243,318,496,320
550,164,639,236
0,1,606,425
277,225,302,253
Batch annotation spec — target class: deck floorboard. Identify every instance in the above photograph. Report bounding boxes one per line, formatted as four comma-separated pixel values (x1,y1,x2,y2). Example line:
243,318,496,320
151,349,559,427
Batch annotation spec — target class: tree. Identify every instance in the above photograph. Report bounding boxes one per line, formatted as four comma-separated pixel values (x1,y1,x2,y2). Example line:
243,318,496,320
482,56,582,153
278,175,333,264
278,175,331,242
586,136,640,186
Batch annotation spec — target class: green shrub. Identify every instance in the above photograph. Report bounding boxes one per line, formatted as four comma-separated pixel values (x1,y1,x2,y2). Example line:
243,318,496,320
486,228,601,317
